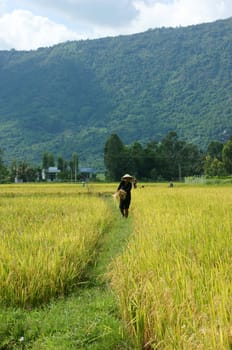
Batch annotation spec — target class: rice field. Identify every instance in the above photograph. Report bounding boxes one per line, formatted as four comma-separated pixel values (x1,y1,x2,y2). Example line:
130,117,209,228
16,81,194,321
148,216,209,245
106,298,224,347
0,183,112,307
0,183,231,349
110,184,232,349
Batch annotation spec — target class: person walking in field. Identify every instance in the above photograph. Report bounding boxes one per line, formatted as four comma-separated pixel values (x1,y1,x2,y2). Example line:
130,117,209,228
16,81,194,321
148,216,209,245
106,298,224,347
117,174,133,218
133,177,137,189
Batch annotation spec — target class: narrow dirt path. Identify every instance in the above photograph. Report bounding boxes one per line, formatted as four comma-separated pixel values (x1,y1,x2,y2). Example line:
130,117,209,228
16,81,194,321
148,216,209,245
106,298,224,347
87,198,133,284
76,198,133,349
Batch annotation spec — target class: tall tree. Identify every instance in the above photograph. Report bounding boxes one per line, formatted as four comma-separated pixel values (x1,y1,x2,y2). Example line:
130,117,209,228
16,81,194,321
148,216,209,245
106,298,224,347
159,132,202,180
128,142,144,178
57,155,65,171
203,156,226,176
222,137,232,174
71,152,79,182
10,160,39,182
159,131,183,180
104,134,125,181
0,148,8,183
42,152,55,169
179,143,203,178
57,155,69,181
142,142,159,180
207,141,223,161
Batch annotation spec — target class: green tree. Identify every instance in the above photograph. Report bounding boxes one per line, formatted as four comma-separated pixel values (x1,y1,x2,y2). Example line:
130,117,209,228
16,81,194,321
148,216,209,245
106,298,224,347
142,142,159,180
159,131,184,180
207,141,223,161
70,152,79,182
10,160,39,182
42,152,55,169
104,134,126,181
222,137,232,174
57,155,65,171
178,143,203,178
204,156,226,176
128,142,145,178
159,132,202,180
57,155,69,181
0,148,8,183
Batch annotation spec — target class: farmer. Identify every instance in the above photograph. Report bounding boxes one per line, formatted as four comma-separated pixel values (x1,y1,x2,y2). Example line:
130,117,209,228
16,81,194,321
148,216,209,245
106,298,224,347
133,177,137,189
117,173,133,218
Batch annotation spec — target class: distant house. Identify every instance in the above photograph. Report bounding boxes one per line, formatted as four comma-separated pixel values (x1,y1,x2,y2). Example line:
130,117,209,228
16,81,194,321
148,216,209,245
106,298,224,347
14,176,23,183
79,167,96,180
42,167,60,181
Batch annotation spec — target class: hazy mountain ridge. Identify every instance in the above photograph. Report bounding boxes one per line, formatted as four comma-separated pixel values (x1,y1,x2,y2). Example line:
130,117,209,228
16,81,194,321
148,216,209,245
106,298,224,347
0,17,232,168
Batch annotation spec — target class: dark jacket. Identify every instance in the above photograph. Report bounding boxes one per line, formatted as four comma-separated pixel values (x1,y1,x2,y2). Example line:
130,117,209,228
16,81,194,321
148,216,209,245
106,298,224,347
117,180,132,202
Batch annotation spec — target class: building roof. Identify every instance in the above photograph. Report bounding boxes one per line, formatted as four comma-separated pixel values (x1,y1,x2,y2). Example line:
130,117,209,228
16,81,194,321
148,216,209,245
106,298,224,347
79,167,96,174
48,166,60,173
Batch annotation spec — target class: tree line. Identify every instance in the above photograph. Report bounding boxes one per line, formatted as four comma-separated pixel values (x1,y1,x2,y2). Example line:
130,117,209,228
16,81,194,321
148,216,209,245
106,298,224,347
0,131,232,183
0,151,79,183
104,132,232,181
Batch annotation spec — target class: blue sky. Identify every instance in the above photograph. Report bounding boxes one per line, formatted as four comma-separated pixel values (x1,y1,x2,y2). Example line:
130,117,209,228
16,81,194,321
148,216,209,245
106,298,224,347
0,0,232,50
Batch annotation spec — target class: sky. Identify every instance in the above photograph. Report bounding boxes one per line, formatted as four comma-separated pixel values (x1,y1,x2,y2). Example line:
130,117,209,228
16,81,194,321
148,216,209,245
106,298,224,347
0,0,232,51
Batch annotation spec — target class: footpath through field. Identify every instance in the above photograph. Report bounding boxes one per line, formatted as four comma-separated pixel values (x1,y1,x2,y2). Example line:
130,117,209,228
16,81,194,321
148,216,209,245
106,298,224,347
75,197,134,349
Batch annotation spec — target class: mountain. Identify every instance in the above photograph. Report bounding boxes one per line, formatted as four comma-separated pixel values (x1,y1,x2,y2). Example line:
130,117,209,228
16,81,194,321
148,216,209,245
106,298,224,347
0,17,232,169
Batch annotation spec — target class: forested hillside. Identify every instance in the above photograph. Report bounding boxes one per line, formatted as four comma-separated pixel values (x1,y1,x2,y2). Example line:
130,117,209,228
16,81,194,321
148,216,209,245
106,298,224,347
0,17,232,168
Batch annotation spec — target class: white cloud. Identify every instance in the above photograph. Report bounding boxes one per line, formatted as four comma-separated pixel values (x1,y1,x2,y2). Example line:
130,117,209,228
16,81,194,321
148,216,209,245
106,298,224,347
0,9,81,50
77,0,232,40
12,0,138,26
131,0,232,31
15,0,232,28
0,0,6,14
1,1,232,50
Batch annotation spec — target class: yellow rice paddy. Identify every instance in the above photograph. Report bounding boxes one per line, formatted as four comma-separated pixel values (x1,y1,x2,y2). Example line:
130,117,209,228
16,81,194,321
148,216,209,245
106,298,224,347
0,184,111,307
110,184,232,349
0,183,231,349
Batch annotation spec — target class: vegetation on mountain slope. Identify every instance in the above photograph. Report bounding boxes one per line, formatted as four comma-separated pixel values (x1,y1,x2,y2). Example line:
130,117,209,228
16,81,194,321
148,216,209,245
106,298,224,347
0,18,232,167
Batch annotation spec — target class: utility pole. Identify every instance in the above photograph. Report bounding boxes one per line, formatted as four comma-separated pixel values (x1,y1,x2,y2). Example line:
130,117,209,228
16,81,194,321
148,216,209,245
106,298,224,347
72,152,78,183
74,157,77,183
178,163,182,182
